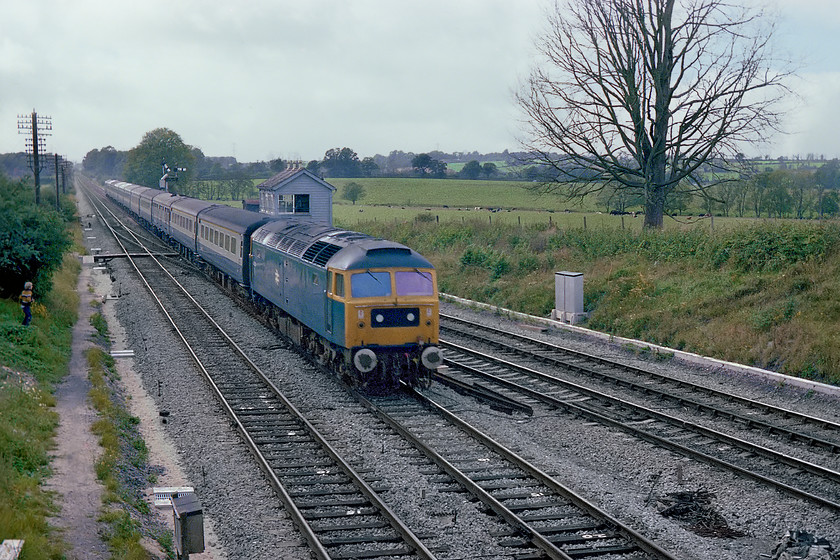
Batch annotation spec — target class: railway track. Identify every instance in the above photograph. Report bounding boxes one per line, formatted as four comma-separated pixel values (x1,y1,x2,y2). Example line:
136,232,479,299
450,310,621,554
82,182,438,560
81,181,683,559
362,388,677,560
439,313,840,513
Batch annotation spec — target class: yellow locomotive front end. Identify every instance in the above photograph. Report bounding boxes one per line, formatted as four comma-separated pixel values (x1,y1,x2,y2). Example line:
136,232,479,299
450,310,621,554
327,264,441,388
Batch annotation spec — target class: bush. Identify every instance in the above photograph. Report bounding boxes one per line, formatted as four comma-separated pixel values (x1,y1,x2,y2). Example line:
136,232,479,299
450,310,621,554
0,174,72,298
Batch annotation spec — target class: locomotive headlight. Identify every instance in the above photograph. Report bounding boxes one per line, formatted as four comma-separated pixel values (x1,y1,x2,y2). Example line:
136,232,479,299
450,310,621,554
375,313,384,323
421,346,442,370
406,312,415,322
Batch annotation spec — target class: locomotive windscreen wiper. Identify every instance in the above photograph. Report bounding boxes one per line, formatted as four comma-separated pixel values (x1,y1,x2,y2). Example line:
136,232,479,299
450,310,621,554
366,270,383,284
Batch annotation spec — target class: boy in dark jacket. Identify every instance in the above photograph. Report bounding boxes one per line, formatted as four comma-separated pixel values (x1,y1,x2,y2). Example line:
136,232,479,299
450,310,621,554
19,281,33,326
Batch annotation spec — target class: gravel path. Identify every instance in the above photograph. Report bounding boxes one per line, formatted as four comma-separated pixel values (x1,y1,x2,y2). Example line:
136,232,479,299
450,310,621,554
43,263,110,560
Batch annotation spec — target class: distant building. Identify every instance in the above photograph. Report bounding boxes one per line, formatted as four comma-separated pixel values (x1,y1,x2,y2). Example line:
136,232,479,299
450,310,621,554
241,199,260,212
256,166,335,225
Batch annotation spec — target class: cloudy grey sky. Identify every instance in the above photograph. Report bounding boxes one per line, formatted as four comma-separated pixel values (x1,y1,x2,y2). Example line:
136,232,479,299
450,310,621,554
2,0,839,164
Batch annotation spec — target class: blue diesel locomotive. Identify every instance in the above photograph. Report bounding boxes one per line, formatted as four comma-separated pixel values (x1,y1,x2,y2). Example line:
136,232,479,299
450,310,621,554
103,180,442,390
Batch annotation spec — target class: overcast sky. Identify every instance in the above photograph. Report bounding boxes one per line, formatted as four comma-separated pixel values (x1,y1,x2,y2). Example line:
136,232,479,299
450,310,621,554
2,0,840,164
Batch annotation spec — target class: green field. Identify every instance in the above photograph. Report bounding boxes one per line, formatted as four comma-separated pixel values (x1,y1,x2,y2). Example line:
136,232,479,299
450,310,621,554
332,204,741,232
210,176,756,232
328,177,570,210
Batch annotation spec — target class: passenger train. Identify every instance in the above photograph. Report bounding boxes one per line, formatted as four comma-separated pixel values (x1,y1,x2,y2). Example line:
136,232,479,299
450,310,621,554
103,179,442,390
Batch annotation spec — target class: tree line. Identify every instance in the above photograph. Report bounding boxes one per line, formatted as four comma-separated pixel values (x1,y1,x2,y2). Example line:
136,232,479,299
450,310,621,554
595,160,840,219
79,131,528,189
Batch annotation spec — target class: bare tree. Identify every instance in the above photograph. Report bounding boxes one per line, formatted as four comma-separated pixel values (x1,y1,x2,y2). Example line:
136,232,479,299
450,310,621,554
518,0,790,228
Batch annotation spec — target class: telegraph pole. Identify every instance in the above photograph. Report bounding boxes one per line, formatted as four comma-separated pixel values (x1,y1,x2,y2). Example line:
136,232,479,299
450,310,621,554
60,160,72,194
17,110,52,204
53,154,61,211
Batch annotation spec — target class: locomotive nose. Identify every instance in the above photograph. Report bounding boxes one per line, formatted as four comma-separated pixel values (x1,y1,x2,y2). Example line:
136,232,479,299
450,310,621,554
421,346,442,370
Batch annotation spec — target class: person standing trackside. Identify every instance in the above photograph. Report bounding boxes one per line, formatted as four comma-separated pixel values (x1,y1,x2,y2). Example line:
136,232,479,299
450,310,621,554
19,281,33,326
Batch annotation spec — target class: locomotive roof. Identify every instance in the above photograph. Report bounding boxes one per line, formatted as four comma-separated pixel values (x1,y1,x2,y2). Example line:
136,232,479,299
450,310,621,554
252,219,433,270
200,205,272,233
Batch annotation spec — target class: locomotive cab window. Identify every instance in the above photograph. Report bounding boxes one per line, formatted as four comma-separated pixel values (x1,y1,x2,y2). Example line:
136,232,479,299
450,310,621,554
395,270,434,296
351,271,391,298
334,273,345,297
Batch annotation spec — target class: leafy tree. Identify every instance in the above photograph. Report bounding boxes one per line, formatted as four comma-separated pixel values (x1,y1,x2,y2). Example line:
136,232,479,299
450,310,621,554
124,128,196,191
789,170,815,219
270,158,287,173
749,172,772,218
412,154,447,178
341,181,366,205
765,171,794,218
306,160,321,174
814,159,840,219
461,160,482,180
430,160,447,179
820,191,840,217
360,157,379,177
322,147,361,177
82,146,126,178
482,162,498,178
665,186,692,216
225,165,255,201
518,0,788,229
0,174,71,298
411,154,434,176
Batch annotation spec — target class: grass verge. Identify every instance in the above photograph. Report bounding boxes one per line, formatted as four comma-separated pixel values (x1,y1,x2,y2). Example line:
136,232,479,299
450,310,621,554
0,251,81,559
87,338,172,558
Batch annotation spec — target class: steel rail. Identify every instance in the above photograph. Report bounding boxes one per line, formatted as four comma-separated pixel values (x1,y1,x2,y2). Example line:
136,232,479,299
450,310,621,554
439,339,840,513
354,388,680,560
441,312,840,444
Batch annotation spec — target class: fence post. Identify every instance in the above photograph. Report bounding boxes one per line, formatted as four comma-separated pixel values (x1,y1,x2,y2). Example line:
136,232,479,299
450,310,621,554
584,216,587,229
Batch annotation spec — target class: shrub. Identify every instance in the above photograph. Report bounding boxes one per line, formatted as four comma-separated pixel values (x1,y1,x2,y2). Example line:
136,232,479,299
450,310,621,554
0,174,73,298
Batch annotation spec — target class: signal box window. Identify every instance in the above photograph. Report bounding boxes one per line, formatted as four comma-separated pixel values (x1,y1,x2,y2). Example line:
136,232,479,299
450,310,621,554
294,194,309,213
